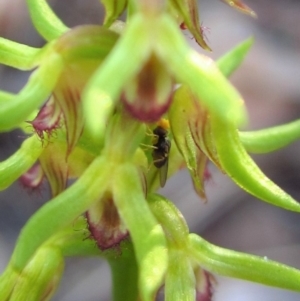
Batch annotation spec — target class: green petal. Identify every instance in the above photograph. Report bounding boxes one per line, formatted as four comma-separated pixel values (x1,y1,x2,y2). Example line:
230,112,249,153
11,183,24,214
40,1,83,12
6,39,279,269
155,14,247,126
26,0,69,41
0,37,40,70
210,115,300,212
113,163,167,301
0,53,64,132
240,119,300,153
0,135,42,190
217,37,254,78
148,194,189,248
189,234,300,292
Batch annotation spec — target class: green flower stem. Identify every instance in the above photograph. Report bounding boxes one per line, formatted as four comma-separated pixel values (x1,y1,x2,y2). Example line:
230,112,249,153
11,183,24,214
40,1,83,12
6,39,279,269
10,156,112,271
113,163,167,301
0,38,40,70
240,119,300,153
189,234,300,291
108,242,139,301
165,250,195,301
0,53,64,131
217,37,254,77
26,0,69,41
0,134,43,190
155,14,247,126
211,114,300,212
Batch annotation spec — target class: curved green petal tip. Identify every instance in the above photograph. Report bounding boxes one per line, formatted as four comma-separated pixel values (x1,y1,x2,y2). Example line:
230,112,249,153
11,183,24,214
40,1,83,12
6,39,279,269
240,119,300,154
211,115,300,212
189,234,300,292
0,135,43,191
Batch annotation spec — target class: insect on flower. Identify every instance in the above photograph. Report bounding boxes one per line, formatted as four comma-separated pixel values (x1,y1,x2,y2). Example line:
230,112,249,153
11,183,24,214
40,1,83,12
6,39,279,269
152,118,171,187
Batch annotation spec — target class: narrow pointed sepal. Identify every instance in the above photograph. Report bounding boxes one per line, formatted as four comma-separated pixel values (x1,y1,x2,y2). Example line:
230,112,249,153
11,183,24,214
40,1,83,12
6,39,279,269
189,234,300,292
220,0,257,17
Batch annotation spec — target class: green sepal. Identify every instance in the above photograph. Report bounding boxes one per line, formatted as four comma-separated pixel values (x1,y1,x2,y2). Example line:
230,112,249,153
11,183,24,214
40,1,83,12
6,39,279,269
210,114,300,212
240,119,300,153
26,0,69,41
100,0,128,27
0,135,42,190
0,53,64,132
189,233,300,292
113,163,167,301
217,37,254,78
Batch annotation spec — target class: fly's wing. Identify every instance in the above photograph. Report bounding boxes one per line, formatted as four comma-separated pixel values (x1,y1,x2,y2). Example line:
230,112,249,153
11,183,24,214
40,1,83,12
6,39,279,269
159,158,168,188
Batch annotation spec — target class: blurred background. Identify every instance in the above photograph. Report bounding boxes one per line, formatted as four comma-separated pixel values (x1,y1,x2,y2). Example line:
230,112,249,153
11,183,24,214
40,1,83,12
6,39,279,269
1,0,300,300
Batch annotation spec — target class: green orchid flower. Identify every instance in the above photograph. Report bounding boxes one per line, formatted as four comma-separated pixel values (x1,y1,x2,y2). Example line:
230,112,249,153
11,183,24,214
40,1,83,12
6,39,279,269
0,1,300,301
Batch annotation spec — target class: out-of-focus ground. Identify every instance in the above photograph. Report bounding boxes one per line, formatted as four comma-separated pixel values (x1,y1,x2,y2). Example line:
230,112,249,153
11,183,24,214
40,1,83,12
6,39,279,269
1,0,300,300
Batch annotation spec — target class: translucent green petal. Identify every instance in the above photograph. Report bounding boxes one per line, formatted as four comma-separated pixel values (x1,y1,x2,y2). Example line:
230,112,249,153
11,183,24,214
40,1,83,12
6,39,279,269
240,119,300,153
26,0,69,41
0,53,64,131
189,234,300,292
0,135,42,191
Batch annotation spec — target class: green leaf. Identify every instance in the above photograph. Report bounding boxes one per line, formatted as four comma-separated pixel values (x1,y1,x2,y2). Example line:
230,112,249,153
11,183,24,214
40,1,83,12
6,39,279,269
240,119,300,153
0,135,43,190
26,0,69,41
217,37,254,78
189,234,300,292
